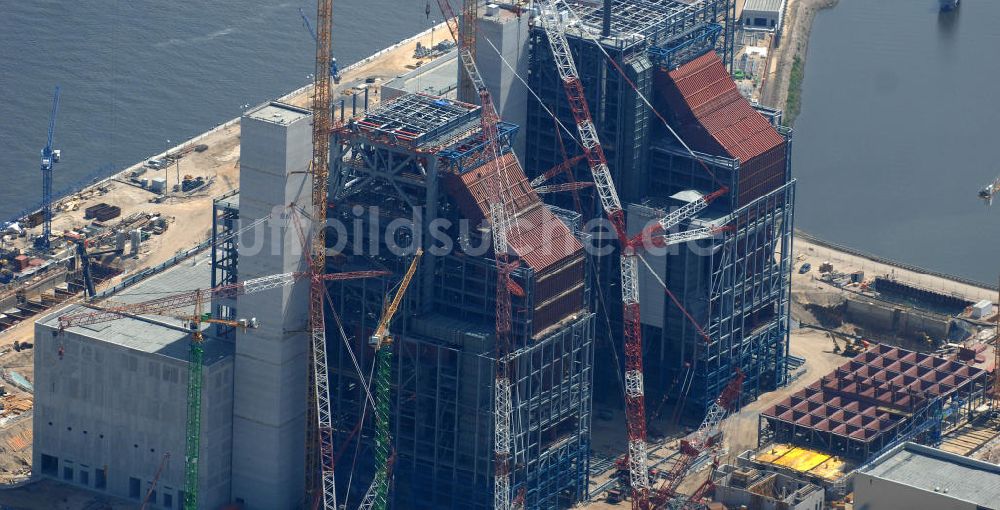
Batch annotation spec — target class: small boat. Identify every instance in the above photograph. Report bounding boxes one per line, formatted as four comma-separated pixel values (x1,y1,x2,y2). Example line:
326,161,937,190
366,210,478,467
939,0,959,11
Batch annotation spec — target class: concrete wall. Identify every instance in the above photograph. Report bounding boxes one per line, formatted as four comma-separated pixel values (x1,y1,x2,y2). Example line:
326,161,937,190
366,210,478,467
230,102,313,509
473,9,529,160
32,322,233,510
845,295,951,341
853,472,977,510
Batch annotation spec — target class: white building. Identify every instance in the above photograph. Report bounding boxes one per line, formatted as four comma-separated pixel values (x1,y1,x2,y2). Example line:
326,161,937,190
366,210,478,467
854,442,1000,510
742,0,786,31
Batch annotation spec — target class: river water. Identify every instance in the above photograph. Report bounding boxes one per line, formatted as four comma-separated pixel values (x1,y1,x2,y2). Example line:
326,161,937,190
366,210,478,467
0,0,438,222
791,0,1000,284
4,0,999,283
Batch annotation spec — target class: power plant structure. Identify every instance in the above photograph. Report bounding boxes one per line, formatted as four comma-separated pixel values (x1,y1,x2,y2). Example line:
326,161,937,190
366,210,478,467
28,1,803,509
523,0,794,420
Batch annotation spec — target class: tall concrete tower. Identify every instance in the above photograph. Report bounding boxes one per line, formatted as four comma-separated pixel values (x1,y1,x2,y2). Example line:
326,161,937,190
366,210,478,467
230,102,313,509
462,4,530,160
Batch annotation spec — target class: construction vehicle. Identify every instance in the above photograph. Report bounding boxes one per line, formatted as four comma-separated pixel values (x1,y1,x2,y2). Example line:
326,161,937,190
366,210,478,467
358,249,423,510
35,86,61,251
831,334,865,357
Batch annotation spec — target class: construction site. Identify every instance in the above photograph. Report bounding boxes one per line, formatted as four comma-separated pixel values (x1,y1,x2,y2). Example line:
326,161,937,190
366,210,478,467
0,1,998,510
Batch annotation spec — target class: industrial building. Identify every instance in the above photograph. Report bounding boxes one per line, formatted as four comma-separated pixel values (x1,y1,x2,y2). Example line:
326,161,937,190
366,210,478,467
33,259,233,510
28,1,806,507
854,442,1000,510
759,345,990,463
523,0,794,419
741,0,786,32
323,92,595,510
711,462,825,510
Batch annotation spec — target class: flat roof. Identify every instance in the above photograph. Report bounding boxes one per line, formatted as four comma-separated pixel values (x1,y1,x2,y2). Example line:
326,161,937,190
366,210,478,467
245,101,312,126
743,0,785,14
41,257,232,364
383,51,458,98
862,442,1000,507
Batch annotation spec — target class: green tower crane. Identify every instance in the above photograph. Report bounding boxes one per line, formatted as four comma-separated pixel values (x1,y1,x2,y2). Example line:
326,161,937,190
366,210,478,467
358,248,423,510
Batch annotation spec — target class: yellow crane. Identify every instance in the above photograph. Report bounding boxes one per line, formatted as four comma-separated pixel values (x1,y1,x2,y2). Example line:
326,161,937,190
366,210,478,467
359,248,423,510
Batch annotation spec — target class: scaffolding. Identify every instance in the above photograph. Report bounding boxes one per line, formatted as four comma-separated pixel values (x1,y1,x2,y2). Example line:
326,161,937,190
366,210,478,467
325,93,595,509
210,190,240,340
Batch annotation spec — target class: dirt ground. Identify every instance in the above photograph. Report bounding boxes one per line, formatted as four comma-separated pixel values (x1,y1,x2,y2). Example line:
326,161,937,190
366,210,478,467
0,22,448,492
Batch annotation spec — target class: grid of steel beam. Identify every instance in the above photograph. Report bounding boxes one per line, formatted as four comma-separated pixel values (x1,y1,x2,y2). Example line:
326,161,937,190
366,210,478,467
351,93,479,147
759,345,989,462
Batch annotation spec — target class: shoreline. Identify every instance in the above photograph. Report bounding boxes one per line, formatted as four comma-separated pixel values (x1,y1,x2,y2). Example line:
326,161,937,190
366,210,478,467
761,0,839,123
2,23,447,229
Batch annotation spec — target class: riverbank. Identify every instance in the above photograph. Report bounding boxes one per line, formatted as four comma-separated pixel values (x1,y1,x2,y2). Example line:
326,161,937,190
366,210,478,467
760,0,839,124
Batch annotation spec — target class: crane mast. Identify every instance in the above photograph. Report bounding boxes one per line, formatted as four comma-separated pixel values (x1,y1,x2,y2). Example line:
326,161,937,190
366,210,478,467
306,0,337,507
535,2,730,507
437,2,519,508
37,86,61,251
358,248,424,510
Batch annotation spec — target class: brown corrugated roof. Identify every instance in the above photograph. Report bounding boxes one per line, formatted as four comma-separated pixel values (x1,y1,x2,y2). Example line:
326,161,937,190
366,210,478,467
661,52,784,163
444,153,583,272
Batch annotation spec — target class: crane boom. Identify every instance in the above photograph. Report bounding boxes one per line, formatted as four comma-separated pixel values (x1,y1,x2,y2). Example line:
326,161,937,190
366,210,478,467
649,371,743,507
437,2,519,508
535,5,650,505
306,0,337,504
535,3,730,508
38,86,61,251
359,249,424,510
57,270,387,329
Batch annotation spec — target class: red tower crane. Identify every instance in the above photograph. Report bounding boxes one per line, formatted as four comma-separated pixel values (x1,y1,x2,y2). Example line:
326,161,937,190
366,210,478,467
534,2,730,508
437,2,524,508
649,371,743,507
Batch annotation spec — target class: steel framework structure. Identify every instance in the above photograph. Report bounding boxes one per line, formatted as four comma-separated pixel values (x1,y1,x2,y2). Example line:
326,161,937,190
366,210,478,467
325,94,595,509
210,191,240,340
758,345,990,464
641,134,794,418
525,0,735,209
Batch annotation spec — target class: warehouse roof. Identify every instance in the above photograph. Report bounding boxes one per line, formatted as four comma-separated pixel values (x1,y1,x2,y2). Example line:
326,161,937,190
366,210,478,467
41,257,232,364
861,442,1000,507
743,0,785,14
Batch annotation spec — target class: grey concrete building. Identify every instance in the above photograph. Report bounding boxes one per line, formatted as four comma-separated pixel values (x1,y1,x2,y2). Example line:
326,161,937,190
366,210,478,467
464,4,529,160
712,463,825,510
229,101,313,509
854,442,1000,510
33,259,234,510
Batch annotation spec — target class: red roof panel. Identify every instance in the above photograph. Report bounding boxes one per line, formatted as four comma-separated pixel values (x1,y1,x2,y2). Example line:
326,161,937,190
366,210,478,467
659,52,784,163
444,153,583,272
